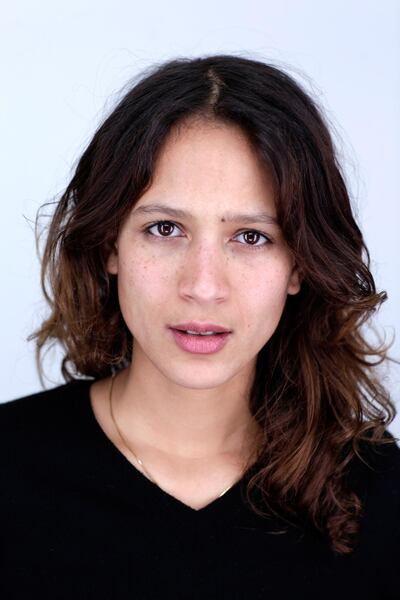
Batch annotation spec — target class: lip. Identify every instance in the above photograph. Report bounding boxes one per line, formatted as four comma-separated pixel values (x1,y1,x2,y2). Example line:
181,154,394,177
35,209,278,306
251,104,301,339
169,328,231,354
169,322,232,333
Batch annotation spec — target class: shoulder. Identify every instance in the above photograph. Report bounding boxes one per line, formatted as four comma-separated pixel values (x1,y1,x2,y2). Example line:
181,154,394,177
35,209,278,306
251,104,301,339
348,429,400,505
0,380,97,513
349,429,400,488
0,379,94,440
346,429,400,553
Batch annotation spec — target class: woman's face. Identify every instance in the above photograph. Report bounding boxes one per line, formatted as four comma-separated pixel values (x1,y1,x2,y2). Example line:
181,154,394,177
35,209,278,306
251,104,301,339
107,119,301,390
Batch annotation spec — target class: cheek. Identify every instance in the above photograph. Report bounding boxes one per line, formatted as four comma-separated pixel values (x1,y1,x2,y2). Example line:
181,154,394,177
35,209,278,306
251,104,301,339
239,264,291,325
117,251,172,315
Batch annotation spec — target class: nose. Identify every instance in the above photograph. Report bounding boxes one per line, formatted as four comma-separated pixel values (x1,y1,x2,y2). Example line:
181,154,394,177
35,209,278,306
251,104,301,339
178,240,230,304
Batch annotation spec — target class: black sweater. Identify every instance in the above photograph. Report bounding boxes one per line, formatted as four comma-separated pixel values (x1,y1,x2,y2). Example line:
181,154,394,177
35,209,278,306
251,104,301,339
1,379,399,599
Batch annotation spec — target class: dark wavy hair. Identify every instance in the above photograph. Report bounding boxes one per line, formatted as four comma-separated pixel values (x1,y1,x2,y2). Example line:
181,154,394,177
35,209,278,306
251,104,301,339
29,53,399,555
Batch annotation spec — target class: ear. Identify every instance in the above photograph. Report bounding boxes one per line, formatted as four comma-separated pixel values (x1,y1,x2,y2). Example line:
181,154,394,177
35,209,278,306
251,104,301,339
106,242,119,275
287,263,302,295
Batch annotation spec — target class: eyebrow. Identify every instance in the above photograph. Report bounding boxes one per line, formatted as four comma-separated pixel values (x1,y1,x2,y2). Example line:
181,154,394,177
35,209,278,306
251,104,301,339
132,203,278,225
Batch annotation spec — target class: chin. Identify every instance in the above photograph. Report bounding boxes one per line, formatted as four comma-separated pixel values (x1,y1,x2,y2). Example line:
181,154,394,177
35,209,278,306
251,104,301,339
165,365,236,390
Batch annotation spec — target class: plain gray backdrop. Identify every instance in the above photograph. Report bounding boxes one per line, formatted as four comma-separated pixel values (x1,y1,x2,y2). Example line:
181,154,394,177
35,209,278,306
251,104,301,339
1,0,399,439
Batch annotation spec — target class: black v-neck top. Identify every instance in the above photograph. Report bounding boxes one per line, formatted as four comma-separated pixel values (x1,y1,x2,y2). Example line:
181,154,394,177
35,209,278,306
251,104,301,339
1,380,399,599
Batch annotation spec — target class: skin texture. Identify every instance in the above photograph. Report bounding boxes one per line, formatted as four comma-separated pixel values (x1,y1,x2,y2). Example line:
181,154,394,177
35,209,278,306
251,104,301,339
90,118,301,509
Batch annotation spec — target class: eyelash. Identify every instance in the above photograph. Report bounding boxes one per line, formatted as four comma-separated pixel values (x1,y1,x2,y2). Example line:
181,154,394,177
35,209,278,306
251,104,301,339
141,220,273,250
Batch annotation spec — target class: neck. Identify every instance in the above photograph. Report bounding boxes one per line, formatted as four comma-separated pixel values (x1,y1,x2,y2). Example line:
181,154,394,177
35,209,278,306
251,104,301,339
111,361,262,465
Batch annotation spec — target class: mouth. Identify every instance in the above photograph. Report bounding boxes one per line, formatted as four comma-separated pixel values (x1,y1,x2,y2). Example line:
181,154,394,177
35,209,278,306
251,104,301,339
169,327,232,354
169,322,232,334
170,328,227,336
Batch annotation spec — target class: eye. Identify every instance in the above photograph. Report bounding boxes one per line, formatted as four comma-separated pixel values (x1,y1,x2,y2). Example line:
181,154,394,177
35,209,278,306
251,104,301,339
142,220,273,250
234,229,272,249
143,221,182,238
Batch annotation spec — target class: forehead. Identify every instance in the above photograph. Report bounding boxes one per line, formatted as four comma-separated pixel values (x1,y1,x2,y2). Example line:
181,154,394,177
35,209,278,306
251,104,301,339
134,118,277,220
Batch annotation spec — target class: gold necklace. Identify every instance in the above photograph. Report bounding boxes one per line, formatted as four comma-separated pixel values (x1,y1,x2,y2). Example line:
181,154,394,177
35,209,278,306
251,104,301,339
108,373,236,499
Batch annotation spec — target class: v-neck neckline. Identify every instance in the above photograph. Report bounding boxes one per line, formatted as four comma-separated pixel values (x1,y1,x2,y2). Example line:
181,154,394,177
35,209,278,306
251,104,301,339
72,378,249,526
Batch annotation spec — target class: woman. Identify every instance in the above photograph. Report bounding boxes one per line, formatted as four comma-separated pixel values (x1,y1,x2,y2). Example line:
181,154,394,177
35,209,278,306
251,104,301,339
1,54,399,599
